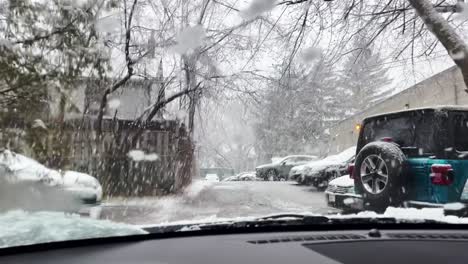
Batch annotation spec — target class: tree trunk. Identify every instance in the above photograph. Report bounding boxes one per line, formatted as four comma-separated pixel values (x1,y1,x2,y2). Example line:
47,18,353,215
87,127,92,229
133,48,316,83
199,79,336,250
408,0,468,92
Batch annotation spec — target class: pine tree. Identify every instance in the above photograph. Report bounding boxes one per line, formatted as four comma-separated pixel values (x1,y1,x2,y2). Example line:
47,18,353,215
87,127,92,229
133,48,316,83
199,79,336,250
341,35,392,114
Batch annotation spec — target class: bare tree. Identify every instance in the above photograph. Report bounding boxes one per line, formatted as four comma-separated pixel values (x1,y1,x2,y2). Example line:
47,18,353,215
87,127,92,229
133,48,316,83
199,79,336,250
279,0,468,91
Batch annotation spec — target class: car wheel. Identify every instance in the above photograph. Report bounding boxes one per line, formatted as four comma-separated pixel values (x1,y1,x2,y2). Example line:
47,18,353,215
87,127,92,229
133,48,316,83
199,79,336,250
354,142,406,212
266,170,278,181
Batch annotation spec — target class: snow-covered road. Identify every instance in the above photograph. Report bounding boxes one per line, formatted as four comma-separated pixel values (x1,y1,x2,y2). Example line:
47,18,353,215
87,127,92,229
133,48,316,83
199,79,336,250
100,181,336,225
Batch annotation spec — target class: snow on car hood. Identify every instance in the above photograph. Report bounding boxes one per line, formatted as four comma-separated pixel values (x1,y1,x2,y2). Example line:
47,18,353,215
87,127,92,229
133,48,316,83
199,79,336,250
0,150,103,205
255,163,276,169
0,150,51,182
0,210,147,248
328,175,354,187
290,164,307,174
303,146,356,173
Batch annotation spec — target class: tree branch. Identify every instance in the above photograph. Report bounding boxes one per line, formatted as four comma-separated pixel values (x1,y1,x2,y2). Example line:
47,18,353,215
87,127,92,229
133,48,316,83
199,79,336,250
96,0,138,135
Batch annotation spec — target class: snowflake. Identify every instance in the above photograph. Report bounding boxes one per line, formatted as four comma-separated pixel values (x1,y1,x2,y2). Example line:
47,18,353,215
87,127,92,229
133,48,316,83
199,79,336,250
173,25,206,54
240,0,276,19
300,47,322,63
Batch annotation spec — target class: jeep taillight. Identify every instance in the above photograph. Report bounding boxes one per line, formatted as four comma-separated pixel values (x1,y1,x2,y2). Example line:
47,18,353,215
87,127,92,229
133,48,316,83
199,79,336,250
348,163,355,179
430,164,454,185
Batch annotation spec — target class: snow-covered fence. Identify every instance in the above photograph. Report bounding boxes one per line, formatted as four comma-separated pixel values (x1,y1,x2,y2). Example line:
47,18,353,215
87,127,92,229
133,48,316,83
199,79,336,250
0,118,194,197
64,118,193,197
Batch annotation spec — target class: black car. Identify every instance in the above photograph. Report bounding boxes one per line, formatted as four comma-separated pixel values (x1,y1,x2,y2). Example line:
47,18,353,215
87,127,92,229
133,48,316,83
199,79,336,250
255,155,317,181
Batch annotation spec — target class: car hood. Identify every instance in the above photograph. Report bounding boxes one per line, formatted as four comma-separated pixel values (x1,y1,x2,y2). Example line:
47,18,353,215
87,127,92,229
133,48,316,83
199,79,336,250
329,175,354,187
256,163,276,169
290,164,307,174
304,158,341,171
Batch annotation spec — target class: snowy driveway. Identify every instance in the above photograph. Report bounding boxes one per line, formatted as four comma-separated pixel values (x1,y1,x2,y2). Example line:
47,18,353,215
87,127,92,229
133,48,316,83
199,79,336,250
100,181,336,225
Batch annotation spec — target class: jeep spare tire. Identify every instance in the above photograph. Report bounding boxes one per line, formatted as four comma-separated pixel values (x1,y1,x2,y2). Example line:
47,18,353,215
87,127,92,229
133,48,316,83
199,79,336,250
354,142,406,211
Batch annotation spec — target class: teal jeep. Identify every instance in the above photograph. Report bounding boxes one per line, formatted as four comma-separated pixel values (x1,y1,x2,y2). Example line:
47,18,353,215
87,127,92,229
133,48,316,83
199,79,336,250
352,106,468,213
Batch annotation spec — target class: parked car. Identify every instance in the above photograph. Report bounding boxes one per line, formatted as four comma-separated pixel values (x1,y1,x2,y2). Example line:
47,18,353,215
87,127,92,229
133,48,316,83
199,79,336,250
200,167,235,181
325,175,362,213
288,163,309,182
301,147,356,190
351,106,468,213
0,150,102,211
255,155,318,181
223,172,258,182
204,174,220,182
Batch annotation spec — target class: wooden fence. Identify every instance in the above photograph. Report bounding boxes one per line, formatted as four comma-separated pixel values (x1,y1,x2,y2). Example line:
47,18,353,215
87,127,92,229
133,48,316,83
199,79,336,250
0,117,193,197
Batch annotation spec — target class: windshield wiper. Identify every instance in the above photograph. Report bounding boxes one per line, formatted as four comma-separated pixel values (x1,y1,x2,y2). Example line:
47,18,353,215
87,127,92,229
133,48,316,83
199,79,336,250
145,213,438,234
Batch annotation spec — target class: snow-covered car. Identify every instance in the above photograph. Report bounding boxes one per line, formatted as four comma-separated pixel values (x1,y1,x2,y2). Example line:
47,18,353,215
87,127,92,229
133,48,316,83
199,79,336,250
255,155,318,181
237,172,258,181
204,174,220,182
222,175,239,182
302,147,356,190
0,150,103,209
325,175,362,212
288,163,309,182
222,172,258,182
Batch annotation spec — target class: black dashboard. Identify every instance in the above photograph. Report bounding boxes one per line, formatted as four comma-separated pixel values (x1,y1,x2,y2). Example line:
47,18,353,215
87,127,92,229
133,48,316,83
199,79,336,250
2,227,468,264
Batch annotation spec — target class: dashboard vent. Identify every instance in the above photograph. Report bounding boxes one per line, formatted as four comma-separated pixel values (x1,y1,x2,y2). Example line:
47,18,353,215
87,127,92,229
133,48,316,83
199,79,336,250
248,234,365,244
388,233,468,240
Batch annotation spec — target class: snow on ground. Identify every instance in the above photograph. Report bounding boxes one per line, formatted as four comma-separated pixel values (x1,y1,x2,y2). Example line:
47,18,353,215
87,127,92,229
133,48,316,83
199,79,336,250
101,180,334,225
0,210,146,248
101,180,468,227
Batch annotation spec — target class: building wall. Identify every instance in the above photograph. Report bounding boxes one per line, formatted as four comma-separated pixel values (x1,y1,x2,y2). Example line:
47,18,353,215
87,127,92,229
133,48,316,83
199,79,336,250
328,66,468,154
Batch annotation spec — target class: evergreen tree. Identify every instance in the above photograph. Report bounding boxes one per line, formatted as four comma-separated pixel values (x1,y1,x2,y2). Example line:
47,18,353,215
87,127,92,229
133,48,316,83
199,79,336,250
340,35,393,114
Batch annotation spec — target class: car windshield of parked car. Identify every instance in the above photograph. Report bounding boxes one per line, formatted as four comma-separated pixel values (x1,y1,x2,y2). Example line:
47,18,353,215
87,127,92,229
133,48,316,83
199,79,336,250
3,0,468,249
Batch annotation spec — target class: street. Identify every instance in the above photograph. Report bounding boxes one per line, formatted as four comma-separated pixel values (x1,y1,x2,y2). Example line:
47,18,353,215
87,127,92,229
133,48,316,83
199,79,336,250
99,180,335,225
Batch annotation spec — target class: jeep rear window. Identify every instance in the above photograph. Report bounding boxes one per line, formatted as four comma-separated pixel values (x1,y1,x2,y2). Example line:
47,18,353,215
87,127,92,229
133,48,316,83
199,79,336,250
361,112,437,157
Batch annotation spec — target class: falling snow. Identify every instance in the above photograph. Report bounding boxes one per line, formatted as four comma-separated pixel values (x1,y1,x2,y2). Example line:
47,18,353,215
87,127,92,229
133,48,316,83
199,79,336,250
300,47,322,62
455,2,468,21
145,153,159,161
127,150,159,162
128,150,146,161
107,98,121,109
449,49,465,60
240,0,276,19
32,119,47,129
173,25,206,54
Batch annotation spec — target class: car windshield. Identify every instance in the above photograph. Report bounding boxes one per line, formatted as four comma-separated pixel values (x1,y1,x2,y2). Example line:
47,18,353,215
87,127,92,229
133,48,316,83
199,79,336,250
2,0,468,249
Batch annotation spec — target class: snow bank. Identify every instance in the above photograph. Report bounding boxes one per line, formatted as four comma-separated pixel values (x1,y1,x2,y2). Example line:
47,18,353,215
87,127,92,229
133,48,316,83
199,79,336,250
0,210,147,248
